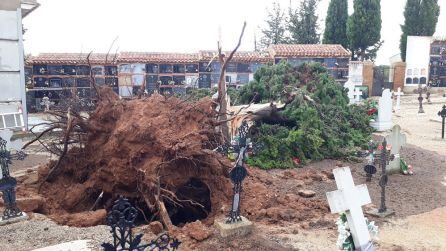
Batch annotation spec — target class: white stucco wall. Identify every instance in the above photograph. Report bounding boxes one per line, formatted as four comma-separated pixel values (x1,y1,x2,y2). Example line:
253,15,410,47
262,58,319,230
405,36,431,86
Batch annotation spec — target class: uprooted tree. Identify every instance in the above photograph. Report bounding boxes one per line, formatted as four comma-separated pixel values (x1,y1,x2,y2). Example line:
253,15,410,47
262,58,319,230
23,24,249,230
237,61,373,169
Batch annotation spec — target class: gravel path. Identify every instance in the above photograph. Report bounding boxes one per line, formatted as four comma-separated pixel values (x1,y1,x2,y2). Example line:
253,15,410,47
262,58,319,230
0,214,110,251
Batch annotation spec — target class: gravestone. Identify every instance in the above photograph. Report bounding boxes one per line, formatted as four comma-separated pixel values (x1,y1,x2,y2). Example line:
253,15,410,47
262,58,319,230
368,139,395,218
438,105,446,139
385,125,406,174
0,136,28,225
326,167,374,251
414,84,426,114
102,197,181,251
353,88,363,103
394,88,403,112
370,89,393,131
215,121,253,238
344,81,356,104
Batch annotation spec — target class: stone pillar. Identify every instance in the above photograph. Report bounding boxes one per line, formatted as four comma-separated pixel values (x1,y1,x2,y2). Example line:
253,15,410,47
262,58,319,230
362,62,374,97
392,62,406,91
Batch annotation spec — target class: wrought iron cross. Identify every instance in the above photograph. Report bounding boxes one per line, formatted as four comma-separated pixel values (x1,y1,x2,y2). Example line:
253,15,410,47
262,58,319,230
102,197,181,251
414,84,426,113
364,141,377,182
0,137,27,221
373,138,394,213
438,105,446,139
226,121,249,224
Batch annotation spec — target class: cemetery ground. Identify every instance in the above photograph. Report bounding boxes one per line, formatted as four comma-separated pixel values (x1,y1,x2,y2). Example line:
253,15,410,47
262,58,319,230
1,94,446,251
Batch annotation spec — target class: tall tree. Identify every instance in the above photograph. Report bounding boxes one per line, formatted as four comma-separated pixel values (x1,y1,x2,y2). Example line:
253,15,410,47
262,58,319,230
400,0,440,61
260,2,288,49
289,0,320,44
420,0,440,35
347,0,382,61
400,0,422,62
323,0,348,48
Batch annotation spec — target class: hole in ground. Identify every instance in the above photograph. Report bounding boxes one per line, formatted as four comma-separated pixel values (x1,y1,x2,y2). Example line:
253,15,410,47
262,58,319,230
165,178,212,226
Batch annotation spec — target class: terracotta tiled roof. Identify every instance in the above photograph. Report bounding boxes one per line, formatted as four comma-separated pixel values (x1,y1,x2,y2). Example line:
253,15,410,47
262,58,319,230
268,44,350,58
199,51,271,63
29,53,118,65
119,52,199,63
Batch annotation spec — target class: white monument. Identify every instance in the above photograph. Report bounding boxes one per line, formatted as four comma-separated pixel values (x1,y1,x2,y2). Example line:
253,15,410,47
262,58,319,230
394,88,403,112
326,167,374,251
344,80,356,104
353,88,363,103
370,89,393,131
385,125,406,174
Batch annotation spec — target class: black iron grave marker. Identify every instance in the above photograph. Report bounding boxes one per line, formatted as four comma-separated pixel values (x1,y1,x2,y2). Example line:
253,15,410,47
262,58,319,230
363,141,377,182
373,139,394,214
227,121,249,224
0,137,27,221
414,84,426,113
438,105,446,139
102,197,181,251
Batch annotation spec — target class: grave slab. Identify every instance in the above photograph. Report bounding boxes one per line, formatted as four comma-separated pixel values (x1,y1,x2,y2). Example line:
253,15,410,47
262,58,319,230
367,208,395,218
0,212,28,226
32,240,92,251
214,216,253,238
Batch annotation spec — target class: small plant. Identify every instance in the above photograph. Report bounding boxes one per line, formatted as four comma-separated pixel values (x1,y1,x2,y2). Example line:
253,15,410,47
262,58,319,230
336,212,378,251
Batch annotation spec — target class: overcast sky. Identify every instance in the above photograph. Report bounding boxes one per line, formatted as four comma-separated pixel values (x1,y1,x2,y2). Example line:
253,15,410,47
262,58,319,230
23,0,446,65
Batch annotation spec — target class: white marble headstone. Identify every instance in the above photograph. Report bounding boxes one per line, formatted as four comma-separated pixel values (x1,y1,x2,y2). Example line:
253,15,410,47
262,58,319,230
370,89,393,131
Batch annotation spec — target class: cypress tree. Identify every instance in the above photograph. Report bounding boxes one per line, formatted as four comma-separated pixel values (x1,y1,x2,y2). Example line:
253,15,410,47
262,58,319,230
260,2,288,49
323,0,348,49
419,0,440,36
400,0,440,62
400,0,422,62
289,0,320,44
347,0,382,61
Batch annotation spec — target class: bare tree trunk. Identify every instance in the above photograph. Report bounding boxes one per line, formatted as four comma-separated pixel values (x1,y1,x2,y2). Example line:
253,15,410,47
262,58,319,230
217,22,246,142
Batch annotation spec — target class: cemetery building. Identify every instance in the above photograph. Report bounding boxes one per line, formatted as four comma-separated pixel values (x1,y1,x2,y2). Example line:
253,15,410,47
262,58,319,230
25,44,351,112
404,36,446,90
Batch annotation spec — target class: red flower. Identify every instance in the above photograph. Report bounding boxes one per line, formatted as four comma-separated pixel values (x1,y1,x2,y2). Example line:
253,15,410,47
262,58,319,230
292,157,301,165
367,108,377,116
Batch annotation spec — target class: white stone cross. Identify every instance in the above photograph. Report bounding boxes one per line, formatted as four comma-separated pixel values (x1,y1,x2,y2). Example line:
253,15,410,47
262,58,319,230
394,87,404,112
344,80,356,104
385,125,406,173
353,88,363,103
326,167,374,251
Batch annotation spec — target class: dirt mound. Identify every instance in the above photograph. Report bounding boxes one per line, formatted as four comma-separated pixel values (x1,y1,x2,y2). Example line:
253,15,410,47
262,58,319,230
23,89,233,227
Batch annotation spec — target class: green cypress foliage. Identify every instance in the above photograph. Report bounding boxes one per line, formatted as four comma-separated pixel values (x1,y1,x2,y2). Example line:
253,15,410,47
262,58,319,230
289,0,320,44
260,2,289,49
239,62,373,169
347,0,382,61
323,0,349,49
400,0,440,61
